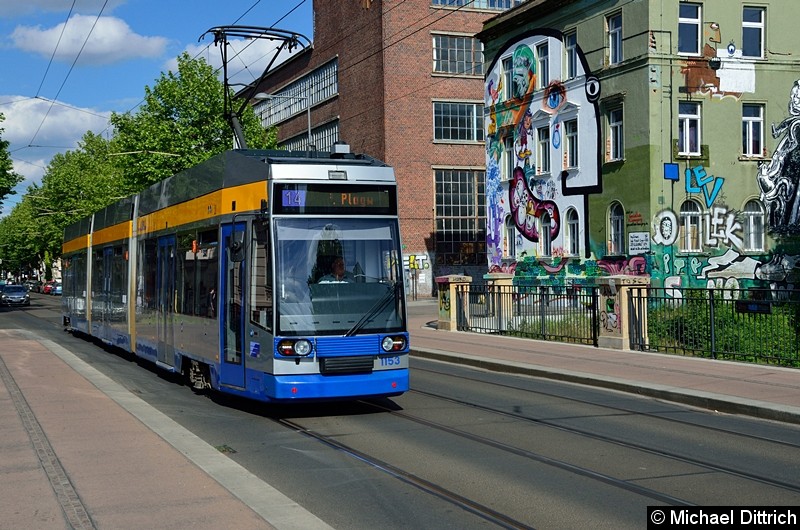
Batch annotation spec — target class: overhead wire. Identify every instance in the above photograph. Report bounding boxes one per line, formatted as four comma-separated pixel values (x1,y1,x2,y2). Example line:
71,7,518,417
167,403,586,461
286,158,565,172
34,0,77,98
26,0,111,148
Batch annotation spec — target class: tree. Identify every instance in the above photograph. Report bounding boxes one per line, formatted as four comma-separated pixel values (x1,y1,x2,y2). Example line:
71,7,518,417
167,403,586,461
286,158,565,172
25,132,124,261
0,113,23,214
110,53,276,192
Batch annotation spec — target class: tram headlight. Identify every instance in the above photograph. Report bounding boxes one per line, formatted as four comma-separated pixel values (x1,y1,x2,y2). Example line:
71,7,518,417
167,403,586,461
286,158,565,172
277,339,313,357
381,335,406,352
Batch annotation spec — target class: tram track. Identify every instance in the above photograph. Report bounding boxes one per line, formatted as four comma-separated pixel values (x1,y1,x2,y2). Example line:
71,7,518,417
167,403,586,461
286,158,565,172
412,364,800,450
276,416,536,530
403,366,800,495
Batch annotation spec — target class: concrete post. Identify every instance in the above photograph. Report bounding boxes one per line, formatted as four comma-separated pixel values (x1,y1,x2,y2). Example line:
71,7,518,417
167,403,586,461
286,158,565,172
484,272,514,331
435,275,472,331
596,275,650,350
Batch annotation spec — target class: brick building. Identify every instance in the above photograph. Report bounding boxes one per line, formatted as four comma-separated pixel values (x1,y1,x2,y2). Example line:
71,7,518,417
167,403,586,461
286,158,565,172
248,0,524,296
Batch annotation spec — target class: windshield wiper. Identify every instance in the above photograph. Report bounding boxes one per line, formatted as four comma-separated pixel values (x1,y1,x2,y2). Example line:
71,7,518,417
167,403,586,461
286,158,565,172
345,282,398,337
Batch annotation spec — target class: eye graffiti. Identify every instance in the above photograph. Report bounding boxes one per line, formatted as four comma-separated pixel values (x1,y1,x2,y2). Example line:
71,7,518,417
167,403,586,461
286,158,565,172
509,167,560,242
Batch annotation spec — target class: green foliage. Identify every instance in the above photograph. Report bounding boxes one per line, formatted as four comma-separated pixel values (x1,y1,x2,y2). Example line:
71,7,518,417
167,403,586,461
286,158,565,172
647,290,800,367
0,113,23,214
110,53,276,191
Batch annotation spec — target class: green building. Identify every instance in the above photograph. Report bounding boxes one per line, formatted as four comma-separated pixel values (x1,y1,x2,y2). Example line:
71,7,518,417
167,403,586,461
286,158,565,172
479,0,800,294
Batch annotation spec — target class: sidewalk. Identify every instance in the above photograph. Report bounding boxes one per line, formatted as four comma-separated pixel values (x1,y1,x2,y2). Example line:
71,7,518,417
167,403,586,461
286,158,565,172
0,328,330,530
406,298,800,426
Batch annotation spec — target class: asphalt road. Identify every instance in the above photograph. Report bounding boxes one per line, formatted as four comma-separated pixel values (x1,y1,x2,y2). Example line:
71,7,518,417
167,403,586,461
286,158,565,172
4,293,800,529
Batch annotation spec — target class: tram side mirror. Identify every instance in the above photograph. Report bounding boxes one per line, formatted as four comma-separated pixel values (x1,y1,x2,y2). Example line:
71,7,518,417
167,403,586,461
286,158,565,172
229,232,246,262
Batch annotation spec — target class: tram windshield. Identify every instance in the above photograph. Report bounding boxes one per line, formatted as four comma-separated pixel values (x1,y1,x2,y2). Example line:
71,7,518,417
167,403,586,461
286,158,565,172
273,217,405,336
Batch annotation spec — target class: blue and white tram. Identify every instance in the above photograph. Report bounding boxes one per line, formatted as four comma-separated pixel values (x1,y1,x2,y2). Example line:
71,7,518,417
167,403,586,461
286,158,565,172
62,145,410,402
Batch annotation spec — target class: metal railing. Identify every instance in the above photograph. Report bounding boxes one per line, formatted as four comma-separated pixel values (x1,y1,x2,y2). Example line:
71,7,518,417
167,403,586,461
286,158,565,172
455,284,599,346
629,287,800,367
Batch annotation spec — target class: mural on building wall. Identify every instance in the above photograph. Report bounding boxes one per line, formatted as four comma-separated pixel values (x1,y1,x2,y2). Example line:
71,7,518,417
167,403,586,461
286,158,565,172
483,25,800,298
484,30,602,279
757,79,800,233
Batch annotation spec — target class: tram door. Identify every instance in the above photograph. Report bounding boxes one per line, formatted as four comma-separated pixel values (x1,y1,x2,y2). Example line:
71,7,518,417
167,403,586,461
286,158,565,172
100,246,114,341
156,235,176,367
220,223,246,388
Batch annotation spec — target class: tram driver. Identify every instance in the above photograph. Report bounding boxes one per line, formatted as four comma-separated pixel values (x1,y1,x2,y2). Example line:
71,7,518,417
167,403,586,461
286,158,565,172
319,255,355,283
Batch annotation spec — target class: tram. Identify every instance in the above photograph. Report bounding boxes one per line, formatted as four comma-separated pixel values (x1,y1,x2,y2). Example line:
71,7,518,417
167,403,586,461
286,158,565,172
61,145,409,402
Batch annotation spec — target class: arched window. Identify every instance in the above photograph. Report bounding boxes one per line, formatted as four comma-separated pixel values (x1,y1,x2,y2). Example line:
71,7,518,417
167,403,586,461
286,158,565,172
609,202,625,254
504,215,516,259
566,208,579,256
541,212,552,256
742,199,764,252
680,200,702,252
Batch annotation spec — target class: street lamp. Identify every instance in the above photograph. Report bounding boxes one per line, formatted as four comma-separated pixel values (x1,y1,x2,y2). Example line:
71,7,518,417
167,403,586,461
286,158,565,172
254,92,312,148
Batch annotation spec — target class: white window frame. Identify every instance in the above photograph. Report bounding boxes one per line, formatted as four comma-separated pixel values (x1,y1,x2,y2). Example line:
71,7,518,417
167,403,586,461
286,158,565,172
433,101,484,142
503,136,514,180
540,212,552,257
566,208,579,256
565,119,578,168
742,200,765,252
564,31,578,80
680,200,703,252
678,3,702,56
607,13,623,65
537,126,550,174
502,57,513,102
609,202,625,255
536,42,549,89
504,215,516,259
433,34,484,76
742,103,764,158
742,6,765,59
678,102,701,156
609,107,624,161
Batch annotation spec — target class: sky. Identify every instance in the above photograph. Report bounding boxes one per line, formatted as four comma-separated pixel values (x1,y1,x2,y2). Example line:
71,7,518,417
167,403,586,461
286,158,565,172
0,0,314,214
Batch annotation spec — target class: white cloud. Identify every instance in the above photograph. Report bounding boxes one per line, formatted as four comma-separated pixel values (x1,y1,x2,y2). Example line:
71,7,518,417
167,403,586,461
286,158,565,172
1,95,111,191
11,14,169,65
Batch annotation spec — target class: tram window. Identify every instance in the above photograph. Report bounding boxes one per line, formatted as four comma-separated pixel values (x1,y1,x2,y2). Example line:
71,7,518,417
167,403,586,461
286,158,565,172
198,228,218,318
250,221,273,332
176,231,194,316
174,229,219,319
138,238,158,312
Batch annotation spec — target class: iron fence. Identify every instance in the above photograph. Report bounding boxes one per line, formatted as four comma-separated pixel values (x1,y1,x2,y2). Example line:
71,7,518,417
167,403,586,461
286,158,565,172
629,287,800,367
455,284,599,346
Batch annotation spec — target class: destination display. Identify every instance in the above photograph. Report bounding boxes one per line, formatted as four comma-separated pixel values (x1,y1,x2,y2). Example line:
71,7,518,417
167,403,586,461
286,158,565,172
273,183,397,215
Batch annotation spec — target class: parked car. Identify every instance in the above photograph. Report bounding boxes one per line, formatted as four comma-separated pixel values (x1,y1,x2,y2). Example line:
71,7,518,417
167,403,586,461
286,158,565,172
52,282,62,296
42,281,55,294
1,285,31,307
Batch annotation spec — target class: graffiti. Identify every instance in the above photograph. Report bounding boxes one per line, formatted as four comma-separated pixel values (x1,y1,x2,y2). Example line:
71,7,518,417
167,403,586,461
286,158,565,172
488,262,518,275
510,167,560,242
599,298,619,333
406,254,430,270
510,44,536,101
680,43,750,99
486,157,506,265
597,255,647,276
703,206,743,249
515,108,535,169
685,165,724,208
485,32,600,273
438,288,450,319
757,79,800,233
653,209,678,246
543,81,567,113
